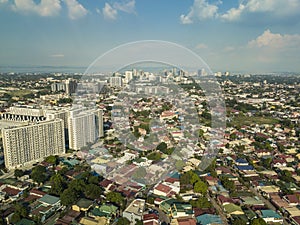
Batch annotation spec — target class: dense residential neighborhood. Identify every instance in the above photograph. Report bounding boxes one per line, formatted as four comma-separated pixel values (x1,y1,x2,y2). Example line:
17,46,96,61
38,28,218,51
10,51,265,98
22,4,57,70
0,70,299,225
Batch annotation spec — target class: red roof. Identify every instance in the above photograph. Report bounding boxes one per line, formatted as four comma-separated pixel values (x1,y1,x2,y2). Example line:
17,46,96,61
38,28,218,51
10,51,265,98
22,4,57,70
143,214,159,221
177,218,197,225
99,179,113,188
155,184,171,194
144,221,159,225
218,195,234,204
165,177,179,183
30,188,46,197
2,186,20,196
286,195,299,204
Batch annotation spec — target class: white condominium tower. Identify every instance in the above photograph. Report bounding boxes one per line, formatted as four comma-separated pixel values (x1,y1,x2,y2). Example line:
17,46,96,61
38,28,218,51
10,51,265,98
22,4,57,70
68,108,103,150
2,119,65,170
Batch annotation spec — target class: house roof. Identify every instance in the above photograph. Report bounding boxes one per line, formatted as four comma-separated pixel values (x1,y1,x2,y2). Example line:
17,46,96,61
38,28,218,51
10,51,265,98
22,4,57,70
39,194,60,205
2,186,20,196
261,209,282,219
155,183,171,194
223,204,243,214
15,219,35,225
196,214,223,225
74,198,93,209
286,194,299,203
143,213,159,221
236,158,248,164
236,165,254,171
177,217,197,225
241,196,264,206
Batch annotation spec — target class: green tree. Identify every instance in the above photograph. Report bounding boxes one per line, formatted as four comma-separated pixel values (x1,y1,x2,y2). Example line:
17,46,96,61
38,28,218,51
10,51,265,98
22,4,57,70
50,173,66,196
279,170,294,183
60,188,79,206
14,169,24,178
147,152,161,161
116,217,130,225
106,191,125,207
11,203,28,223
157,142,167,152
31,165,47,184
68,179,86,192
189,196,212,209
232,218,247,225
135,219,143,225
84,184,103,199
251,218,267,225
220,176,235,192
88,175,100,185
44,155,58,165
194,180,208,195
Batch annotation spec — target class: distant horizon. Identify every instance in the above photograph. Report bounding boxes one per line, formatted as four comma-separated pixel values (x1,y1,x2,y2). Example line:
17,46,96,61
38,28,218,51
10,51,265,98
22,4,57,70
1,64,300,75
1,1,300,72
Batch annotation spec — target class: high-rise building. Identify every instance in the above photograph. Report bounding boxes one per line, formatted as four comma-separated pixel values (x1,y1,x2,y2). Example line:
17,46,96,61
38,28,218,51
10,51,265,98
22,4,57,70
2,119,65,169
65,78,77,95
68,108,103,150
109,76,123,87
51,82,66,92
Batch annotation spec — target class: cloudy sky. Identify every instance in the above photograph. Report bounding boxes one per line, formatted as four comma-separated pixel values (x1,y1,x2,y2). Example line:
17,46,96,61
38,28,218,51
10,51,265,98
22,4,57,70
0,0,300,73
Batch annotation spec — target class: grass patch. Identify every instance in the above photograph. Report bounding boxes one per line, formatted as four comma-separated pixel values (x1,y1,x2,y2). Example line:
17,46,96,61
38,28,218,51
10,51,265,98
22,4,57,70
230,115,279,126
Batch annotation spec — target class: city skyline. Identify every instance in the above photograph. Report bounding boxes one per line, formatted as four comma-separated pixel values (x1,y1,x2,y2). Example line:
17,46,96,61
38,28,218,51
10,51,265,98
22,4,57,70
0,0,300,73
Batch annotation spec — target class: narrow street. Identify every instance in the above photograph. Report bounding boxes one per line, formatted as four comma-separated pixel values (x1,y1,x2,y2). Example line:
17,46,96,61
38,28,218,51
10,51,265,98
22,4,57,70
207,193,228,225
249,187,289,225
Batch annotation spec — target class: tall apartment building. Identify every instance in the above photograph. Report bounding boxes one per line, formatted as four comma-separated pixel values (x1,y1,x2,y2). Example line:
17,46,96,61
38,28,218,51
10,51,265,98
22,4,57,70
68,108,103,150
2,119,65,170
109,76,123,87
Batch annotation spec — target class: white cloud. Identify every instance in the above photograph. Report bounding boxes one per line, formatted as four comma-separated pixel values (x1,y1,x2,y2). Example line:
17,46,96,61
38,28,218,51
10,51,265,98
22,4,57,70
0,0,8,4
113,0,135,14
180,0,218,24
64,0,87,20
103,3,117,20
102,0,135,20
96,8,101,15
196,43,208,49
248,29,300,49
221,0,300,22
12,0,61,17
220,4,245,21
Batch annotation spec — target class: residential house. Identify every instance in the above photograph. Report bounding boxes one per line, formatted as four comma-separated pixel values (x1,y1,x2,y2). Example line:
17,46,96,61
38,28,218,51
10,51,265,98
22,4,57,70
122,199,145,225
72,198,94,213
260,209,283,224
223,204,244,216
30,194,61,222
196,214,223,225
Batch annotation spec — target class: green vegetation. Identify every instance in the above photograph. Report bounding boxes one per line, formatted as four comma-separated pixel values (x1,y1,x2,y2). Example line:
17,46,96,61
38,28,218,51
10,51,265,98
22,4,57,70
30,165,47,184
189,196,212,208
180,170,208,194
146,151,161,161
116,217,130,225
230,115,279,127
251,218,267,225
14,169,24,178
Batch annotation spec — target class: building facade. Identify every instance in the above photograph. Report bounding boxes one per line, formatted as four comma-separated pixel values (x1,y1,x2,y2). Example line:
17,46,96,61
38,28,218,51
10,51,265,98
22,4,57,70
2,119,65,169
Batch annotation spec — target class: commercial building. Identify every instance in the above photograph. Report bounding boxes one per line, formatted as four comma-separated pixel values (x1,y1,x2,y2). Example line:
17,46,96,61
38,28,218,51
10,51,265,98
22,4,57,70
2,119,65,169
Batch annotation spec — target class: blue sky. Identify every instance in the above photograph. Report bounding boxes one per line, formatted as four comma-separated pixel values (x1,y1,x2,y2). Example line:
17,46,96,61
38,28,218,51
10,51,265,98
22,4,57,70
0,0,300,73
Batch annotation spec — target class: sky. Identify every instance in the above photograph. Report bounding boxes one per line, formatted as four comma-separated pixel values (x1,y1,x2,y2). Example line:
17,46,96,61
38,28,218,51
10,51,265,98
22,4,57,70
0,0,300,73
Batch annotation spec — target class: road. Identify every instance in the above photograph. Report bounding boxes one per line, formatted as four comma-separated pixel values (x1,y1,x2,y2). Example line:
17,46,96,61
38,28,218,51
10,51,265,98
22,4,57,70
146,203,170,224
249,186,289,225
208,193,229,225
